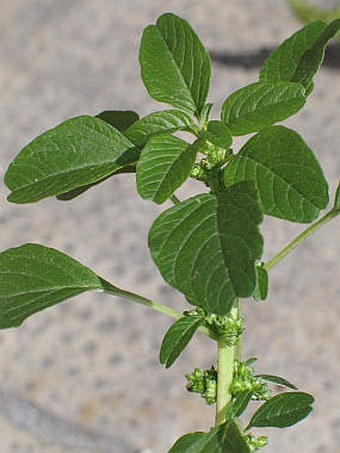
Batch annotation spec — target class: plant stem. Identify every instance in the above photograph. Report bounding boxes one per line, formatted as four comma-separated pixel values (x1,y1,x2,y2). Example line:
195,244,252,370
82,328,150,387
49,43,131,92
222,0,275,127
265,208,339,271
100,279,215,339
215,339,234,426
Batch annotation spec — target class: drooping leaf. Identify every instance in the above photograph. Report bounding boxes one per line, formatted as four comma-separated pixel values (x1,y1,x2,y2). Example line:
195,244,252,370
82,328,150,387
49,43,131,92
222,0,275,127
0,244,103,329
136,134,197,204
160,315,202,368
221,81,306,136
226,391,253,419
256,374,298,390
248,392,314,428
125,110,194,147
224,126,329,223
169,420,250,453
5,116,139,204
200,120,232,148
56,166,136,201
260,20,340,93
254,264,269,301
139,13,211,116
95,110,139,132
149,182,263,315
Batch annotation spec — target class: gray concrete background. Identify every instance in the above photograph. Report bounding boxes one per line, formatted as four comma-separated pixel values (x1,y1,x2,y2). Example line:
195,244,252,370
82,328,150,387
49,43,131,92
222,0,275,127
0,1,339,452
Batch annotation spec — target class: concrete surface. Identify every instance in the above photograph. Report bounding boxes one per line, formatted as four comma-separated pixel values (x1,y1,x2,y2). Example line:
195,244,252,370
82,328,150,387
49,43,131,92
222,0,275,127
0,1,339,452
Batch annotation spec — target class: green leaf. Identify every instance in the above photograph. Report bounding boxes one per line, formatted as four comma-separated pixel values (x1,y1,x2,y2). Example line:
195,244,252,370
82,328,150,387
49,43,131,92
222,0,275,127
221,81,306,136
334,182,340,211
136,134,197,204
226,391,253,419
200,121,232,148
260,20,340,92
56,166,135,201
0,244,104,329
254,264,269,301
248,392,314,428
5,116,139,204
169,420,250,453
125,110,193,147
160,315,202,368
224,126,329,223
95,110,139,132
256,374,298,391
139,13,211,116
149,182,263,315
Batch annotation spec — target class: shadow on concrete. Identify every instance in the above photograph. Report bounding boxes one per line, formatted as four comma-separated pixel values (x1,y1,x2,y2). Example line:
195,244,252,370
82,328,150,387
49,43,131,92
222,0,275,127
210,42,340,69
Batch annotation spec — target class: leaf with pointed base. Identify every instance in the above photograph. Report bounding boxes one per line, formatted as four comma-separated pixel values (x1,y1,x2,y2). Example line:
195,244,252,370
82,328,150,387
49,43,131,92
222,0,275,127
260,20,340,93
149,182,263,315
254,264,269,301
224,126,329,223
0,244,104,328
125,110,193,147
96,110,139,132
160,315,202,368
221,81,306,136
256,374,298,390
248,392,314,428
139,13,211,116
226,391,253,419
136,134,197,204
169,420,250,453
5,116,138,204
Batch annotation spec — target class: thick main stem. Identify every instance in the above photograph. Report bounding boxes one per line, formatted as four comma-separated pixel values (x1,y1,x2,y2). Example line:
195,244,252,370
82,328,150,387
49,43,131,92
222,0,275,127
265,209,339,270
215,339,234,426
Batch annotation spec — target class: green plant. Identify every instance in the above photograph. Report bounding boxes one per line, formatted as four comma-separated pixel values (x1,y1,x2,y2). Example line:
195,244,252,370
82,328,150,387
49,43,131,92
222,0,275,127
1,13,339,451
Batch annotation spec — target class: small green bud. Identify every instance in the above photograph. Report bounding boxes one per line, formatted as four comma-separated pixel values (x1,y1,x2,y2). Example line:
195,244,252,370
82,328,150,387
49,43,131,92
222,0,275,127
245,434,268,452
185,366,217,405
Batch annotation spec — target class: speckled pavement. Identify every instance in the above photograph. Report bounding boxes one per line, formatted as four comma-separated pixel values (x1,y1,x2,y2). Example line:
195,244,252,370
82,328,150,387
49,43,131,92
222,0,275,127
0,1,339,452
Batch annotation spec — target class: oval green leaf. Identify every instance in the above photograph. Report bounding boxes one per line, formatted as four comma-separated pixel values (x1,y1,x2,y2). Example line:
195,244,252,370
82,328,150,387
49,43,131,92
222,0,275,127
160,315,202,368
221,81,306,136
139,13,211,116
149,182,263,315
224,126,329,223
95,110,139,132
125,110,193,147
136,134,197,204
201,120,232,148
248,392,314,428
5,116,138,204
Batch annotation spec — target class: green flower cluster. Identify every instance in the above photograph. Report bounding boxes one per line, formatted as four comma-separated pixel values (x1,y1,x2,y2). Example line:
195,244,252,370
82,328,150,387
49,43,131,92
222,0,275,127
244,434,268,452
205,311,244,345
185,367,217,405
231,360,271,401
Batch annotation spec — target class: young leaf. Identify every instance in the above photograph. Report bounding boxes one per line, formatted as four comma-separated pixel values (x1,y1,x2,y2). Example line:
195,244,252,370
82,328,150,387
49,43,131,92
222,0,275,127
248,392,314,428
149,182,263,315
254,264,269,301
224,126,329,223
125,110,193,147
139,13,211,116
136,134,197,204
221,81,306,136
5,116,139,204
226,391,253,419
256,375,298,391
169,420,250,453
160,315,202,368
95,110,139,132
200,121,232,148
260,20,340,93
0,243,104,329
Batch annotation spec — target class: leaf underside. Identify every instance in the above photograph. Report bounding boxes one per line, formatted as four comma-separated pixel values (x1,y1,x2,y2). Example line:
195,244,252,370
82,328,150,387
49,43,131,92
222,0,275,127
149,182,263,315
224,126,329,223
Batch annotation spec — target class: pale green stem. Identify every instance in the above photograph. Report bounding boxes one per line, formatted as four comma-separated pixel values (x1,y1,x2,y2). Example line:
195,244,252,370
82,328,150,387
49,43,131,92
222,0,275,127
265,208,339,271
215,339,234,426
100,279,214,339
